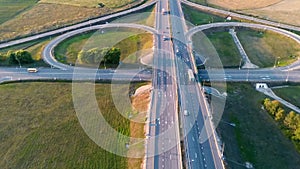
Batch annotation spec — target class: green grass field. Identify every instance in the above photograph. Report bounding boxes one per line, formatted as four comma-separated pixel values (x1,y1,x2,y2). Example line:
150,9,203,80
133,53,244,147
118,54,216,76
0,82,144,169
215,83,300,169
205,31,241,68
273,86,300,108
0,0,37,24
237,29,300,68
54,29,153,66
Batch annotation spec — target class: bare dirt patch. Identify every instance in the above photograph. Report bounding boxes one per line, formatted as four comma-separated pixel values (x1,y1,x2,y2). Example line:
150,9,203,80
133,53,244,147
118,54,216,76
128,84,152,169
207,0,282,10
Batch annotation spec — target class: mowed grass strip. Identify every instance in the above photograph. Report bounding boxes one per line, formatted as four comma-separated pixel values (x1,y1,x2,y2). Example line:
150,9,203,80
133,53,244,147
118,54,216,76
216,83,300,169
273,86,300,108
237,29,300,68
0,82,141,169
0,0,37,24
54,29,153,65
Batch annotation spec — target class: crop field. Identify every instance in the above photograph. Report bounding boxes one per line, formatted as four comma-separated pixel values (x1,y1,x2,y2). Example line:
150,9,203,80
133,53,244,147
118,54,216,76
191,0,300,26
214,83,300,169
54,29,153,66
0,82,145,169
207,0,282,10
237,29,300,68
40,0,137,8
0,0,143,42
242,0,300,26
0,0,37,25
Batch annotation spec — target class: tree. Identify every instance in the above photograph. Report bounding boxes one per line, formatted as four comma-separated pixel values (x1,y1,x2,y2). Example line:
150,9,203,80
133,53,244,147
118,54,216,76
275,107,285,121
15,50,34,64
7,50,18,64
103,47,121,64
7,50,34,65
284,111,298,130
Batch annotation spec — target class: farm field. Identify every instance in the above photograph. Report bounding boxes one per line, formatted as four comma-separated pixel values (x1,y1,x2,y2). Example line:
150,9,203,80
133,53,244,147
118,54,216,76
215,83,300,169
0,0,37,25
237,29,300,68
190,0,300,26
0,0,144,42
0,82,145,169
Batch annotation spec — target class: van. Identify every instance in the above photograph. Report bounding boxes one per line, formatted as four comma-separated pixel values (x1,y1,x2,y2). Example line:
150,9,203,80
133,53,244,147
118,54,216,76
27,68,38,73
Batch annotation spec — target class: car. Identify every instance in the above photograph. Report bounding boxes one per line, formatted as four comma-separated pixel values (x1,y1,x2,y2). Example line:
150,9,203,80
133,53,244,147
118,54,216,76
163,36,169,41
184,110,189,116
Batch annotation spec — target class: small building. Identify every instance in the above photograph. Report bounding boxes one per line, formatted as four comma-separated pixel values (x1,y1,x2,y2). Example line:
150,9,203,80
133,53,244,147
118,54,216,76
255,83,268,90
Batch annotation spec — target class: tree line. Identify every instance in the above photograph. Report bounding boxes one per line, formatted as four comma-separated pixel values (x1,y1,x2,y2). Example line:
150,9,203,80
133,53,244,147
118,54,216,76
78,47,121,67
263,98,300,150
0,50,34,65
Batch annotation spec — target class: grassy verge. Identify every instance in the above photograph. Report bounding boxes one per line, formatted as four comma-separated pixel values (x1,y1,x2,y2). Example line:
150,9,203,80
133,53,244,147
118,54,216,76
203,30,241,68
214,83,300,169
182,4,226,26
54,29,153,66
273,86,300,108
0,82,145,169
237,29,300,68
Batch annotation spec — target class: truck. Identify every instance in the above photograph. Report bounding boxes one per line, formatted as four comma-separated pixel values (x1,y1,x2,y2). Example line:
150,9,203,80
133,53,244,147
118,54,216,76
187,69,195,82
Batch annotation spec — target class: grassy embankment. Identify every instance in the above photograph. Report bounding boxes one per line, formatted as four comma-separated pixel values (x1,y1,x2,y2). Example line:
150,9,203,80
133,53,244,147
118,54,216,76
273,86,300,108
182,4,226,26
54,29,153,67
215,83,300,169
238,29,300,68
0,82,146,169
0,0,144,42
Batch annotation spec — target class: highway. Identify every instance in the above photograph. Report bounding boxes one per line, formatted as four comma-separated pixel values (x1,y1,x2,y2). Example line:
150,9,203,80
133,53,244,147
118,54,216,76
0,67,152,83
2,0,300,168
0,0,157,49
199,68,300,83
146,0,182,168
170,0,224,168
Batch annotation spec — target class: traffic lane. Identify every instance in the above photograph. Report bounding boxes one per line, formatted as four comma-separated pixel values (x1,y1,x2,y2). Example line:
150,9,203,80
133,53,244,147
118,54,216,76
198,69,299,82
